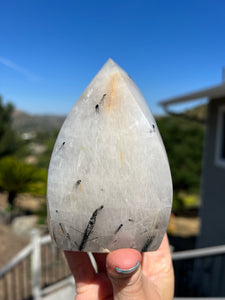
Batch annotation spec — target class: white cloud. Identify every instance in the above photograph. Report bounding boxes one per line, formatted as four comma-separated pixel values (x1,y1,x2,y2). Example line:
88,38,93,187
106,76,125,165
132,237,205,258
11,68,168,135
0,56,39,82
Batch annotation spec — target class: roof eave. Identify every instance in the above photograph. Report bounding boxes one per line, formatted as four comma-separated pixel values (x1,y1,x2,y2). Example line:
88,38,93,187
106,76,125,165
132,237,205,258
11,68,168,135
159,83,225,107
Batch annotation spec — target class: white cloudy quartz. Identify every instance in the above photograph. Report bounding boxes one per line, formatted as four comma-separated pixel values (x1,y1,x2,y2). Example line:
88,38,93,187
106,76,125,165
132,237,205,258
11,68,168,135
47,59,173,252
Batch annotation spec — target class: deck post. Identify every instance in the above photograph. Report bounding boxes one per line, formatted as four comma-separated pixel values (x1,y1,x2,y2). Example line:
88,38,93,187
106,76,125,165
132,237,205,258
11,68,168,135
31,229,41,300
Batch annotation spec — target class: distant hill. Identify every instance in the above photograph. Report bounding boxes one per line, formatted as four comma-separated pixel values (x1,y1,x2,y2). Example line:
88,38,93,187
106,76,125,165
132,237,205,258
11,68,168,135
12,110,66,133
12,104,207,134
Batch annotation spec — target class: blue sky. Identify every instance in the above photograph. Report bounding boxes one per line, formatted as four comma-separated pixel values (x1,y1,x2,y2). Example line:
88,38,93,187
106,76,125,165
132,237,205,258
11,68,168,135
0,0,225,115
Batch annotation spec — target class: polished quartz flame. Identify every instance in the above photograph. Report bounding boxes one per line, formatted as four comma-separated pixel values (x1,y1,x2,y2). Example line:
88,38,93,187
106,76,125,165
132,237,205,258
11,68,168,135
47,59,173,252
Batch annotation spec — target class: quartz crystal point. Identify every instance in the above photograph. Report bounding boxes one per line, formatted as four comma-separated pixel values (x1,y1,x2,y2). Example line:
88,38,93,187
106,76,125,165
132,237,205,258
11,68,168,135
47,59,173,252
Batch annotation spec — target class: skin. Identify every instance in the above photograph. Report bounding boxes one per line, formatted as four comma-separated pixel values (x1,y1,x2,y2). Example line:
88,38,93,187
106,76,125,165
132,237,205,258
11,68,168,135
65,234,174,300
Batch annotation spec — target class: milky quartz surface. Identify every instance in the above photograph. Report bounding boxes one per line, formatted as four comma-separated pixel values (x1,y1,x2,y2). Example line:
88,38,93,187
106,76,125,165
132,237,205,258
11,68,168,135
47,59,172,252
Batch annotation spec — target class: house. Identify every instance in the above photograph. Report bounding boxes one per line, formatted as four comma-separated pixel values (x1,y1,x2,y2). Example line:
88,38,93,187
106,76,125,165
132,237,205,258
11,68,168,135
159,81,225,249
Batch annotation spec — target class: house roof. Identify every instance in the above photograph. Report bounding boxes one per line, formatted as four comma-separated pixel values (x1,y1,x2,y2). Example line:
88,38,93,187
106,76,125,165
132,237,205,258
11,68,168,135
159,82,225,107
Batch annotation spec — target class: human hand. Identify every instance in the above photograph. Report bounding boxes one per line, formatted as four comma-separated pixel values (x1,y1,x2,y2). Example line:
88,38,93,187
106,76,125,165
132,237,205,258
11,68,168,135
65,234,174,300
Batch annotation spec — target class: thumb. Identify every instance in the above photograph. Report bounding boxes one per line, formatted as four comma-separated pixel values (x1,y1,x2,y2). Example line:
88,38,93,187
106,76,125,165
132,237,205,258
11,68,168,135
106,249,147,300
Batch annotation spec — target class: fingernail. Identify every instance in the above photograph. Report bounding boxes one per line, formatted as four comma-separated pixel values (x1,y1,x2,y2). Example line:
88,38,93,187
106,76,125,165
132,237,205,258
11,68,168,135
115,261,140,274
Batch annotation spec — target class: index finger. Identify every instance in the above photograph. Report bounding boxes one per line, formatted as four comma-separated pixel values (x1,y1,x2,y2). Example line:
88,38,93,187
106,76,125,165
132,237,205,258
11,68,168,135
64,251,96,289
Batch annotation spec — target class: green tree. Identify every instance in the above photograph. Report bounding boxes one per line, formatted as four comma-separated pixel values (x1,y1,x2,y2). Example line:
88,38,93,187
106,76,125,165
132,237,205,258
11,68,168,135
0,96,26,158
0,156,47,209
37,130,59,168
157,116,204,195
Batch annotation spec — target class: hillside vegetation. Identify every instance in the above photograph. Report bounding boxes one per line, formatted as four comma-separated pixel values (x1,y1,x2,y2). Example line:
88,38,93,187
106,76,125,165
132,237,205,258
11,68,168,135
12,110,65,133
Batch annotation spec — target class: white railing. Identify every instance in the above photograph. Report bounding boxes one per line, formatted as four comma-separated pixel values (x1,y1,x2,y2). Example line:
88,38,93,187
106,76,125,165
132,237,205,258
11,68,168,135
0,243,33,278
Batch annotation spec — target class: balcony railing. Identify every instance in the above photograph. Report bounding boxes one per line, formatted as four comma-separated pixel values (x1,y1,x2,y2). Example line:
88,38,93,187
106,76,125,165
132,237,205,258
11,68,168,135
0,230,71,300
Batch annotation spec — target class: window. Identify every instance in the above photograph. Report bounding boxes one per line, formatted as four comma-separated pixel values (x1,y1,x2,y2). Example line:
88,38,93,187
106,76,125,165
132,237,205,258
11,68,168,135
215,105,225,168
